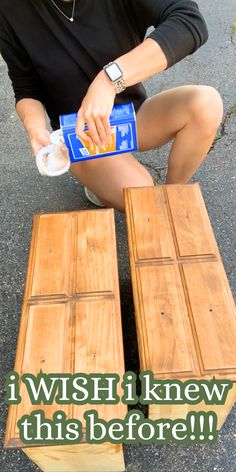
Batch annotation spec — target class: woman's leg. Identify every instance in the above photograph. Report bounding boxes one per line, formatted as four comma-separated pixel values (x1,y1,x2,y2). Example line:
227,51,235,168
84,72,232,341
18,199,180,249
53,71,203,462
70,152,154,211
70,85,223,212
136,85,223,183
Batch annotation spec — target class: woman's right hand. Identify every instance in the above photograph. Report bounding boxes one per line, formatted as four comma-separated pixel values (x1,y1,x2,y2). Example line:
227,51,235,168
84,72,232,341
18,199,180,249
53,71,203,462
27,126,51,155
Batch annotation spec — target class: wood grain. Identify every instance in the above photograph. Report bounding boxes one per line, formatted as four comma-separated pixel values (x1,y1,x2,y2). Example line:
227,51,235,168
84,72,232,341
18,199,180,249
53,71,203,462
14,303,72,437
24,443,124,472
136,264,197,376
127,183,175,263
4,209,126,472
149,383,236,430
165,184,216,260
124,184,236,427
74,299,126,425
183,262,236,372
30,214,71,298
74,211,116,295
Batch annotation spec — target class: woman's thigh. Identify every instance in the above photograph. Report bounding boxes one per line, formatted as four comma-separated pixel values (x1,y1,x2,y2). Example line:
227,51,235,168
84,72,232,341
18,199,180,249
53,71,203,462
135,84,221,151
70,150,154,209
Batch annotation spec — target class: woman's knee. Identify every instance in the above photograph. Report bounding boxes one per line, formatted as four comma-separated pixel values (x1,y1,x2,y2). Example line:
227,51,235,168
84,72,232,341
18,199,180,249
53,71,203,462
70,157,154,213
69,158,99,179
188,85,223,135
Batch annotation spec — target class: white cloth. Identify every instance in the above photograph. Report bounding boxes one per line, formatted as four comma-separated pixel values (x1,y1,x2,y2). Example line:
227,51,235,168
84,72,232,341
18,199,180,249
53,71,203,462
35,130,70,177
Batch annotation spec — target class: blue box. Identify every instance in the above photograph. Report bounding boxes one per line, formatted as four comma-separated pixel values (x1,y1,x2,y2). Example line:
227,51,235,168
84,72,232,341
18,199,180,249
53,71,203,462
59,103,138,163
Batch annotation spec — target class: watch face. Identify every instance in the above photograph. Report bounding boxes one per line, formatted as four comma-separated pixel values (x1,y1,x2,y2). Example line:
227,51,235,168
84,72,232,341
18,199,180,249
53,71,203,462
106,63,123,81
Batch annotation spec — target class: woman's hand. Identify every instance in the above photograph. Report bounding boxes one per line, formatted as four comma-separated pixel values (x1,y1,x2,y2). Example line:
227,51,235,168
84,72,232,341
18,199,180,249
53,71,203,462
76,70,116,148
27,126,51,155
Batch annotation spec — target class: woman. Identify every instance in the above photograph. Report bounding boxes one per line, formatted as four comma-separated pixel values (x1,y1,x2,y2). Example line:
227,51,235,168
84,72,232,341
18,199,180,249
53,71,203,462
0,0,223,211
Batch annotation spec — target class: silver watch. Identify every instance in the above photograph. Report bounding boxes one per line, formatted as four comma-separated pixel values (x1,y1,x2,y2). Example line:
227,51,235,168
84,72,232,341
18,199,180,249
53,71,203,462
103,62,126,94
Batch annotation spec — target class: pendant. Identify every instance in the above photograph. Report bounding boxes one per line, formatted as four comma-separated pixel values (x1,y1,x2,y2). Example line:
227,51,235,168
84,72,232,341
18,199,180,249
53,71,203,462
70,17,74,22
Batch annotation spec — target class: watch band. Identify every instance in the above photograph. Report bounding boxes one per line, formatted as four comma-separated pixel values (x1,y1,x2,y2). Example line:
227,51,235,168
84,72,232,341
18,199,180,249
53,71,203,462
114,77,126,94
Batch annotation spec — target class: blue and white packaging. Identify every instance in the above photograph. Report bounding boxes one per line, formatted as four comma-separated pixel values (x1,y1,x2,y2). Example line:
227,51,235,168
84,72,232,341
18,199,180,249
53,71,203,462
59,103,138,163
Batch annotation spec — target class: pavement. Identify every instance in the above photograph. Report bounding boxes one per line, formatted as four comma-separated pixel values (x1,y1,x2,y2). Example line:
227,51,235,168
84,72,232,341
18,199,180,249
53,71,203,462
0,0,235,471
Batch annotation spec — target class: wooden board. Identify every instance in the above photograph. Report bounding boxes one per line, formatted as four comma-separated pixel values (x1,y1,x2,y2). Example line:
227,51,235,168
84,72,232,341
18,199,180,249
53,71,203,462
149,383,236,430
4,209,126,472
124,184,236,427
24,443,124,472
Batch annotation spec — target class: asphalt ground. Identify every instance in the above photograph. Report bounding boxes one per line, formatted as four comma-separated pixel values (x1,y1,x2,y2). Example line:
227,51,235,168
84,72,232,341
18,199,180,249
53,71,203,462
0,0,236,470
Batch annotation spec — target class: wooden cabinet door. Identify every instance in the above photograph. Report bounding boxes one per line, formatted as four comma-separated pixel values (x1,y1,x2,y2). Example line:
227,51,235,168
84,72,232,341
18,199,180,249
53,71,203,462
124,184,236,381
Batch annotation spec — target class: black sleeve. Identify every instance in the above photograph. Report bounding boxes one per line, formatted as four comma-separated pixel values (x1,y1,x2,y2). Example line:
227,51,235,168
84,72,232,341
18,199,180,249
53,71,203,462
131,0,208,68
0,14,44,105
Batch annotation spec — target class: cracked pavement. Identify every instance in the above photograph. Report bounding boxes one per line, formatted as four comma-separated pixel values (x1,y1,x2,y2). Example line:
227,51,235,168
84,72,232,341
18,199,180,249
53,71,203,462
0,0,235,471
213,104,236,146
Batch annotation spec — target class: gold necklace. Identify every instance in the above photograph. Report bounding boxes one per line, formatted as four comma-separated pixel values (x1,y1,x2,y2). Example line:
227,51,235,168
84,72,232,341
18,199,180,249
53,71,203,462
49,0,76,22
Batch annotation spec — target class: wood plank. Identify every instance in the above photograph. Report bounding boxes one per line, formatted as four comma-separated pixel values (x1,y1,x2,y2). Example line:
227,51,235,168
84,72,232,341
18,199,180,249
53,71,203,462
24,443,125,472
136,265,197,377
14,303,72,440
149,383,236,430
165,185,216,260
125,184,236,429
125,185,175,263
30,214,71,299
183,262,236,373
124,184,236,384
74,211,117,295
74,299,126,425
5,208,126,466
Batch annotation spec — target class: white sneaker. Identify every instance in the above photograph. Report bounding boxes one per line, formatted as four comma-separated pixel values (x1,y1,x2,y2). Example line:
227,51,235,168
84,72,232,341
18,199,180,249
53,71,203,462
84,187,106,207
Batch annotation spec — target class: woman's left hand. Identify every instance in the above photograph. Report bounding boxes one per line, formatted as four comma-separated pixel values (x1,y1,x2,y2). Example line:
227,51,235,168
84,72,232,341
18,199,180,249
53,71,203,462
76,70,116,148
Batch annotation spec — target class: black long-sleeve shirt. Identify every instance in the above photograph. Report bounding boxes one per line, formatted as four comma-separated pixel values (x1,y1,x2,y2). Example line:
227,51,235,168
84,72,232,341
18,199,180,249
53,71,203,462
0,0,208,130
